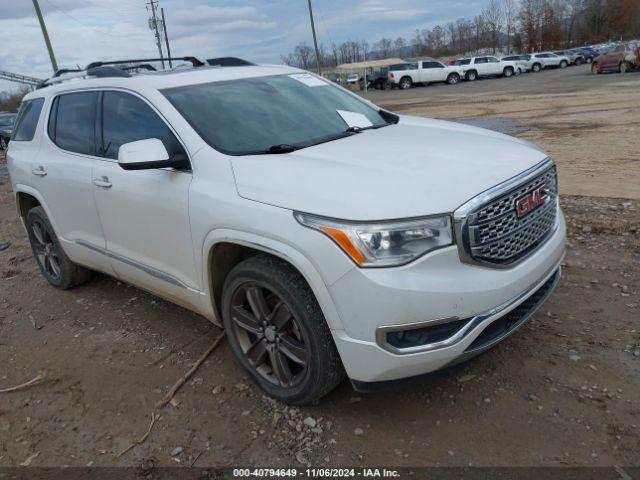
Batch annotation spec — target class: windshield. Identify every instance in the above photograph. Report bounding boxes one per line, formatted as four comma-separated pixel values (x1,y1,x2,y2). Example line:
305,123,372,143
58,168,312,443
162,74,389,156
0,115,16,127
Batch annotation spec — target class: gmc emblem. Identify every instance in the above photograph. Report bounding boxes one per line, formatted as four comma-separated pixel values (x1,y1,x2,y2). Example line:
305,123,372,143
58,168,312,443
515,185,549,218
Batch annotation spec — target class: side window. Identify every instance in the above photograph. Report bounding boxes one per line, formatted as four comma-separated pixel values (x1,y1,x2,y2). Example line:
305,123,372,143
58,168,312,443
101,91,185,160
488,57,499,63
422,62,431,69
52,92,98,156
12,98,45,142
475,57,487,64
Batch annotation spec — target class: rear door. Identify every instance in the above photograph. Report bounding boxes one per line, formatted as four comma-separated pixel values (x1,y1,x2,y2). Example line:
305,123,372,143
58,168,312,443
91,90,199,303
33,91,113,274
474,57,489,76
486,57,502,75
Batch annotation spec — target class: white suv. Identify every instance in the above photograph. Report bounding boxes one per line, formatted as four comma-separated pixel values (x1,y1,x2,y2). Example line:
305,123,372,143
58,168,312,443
455,56,519,80
7,59,565,404
530,52,570,71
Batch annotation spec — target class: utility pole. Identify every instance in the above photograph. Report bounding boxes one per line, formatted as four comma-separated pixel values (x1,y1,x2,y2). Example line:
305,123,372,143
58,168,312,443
32,0,58,72
161,8,172,68
146,0,165,69
306,0,322,75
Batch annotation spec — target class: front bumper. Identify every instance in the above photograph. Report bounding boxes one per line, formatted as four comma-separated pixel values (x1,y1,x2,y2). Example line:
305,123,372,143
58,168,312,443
328,212,565,383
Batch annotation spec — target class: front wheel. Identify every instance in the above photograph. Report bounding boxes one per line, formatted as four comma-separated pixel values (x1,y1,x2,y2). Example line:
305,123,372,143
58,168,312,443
26,207,92,289
532,63,541,73
446,73,460,85
620,61,631,73
575,58,584,66
560,60,568,68
591,62,600,75
466,70,478,81
0,137,7,150
503,67,514,78
222,255,344,405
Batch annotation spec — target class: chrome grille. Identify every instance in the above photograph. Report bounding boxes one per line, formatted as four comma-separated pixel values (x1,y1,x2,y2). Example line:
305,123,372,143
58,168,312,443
455,161,559,267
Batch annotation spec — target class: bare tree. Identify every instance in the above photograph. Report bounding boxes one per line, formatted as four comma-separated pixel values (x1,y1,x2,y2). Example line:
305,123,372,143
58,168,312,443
376,38,393,58
483,0,504,53
503,0,518,53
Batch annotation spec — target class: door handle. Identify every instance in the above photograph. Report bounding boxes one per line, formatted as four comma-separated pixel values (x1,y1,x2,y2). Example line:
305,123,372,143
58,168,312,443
32,166,47,177
93,176,112,189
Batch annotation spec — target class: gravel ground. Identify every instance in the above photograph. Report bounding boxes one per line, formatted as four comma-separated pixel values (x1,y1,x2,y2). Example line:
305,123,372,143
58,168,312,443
0,65,638,469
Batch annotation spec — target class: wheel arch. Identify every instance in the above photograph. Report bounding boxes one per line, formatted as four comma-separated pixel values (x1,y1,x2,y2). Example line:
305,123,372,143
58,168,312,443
14,185,59,232
203,230,345,332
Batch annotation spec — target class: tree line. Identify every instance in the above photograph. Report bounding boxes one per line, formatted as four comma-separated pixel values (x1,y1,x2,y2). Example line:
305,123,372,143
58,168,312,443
281,0,640,69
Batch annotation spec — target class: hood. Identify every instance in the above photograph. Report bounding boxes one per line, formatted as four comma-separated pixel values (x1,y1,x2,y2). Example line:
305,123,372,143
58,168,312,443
230,115,548,221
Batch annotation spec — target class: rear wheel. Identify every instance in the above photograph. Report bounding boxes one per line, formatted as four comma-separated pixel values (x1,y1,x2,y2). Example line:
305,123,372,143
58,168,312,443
446,73,460,85
575,58,584,66
26,207,92,289
399,76,413,89
560,60,568,68
0,137,7,150
222,255,344,404
466,70,478,81
532,63,541,72
591,62,600,75
503,67,514,78
620,61,631,73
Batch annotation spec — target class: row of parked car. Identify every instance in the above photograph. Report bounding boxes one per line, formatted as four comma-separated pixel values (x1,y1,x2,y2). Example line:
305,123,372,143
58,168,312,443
360,43,637,90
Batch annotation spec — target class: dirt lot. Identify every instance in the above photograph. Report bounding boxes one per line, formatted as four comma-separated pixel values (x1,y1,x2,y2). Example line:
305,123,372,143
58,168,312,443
0,66,639,469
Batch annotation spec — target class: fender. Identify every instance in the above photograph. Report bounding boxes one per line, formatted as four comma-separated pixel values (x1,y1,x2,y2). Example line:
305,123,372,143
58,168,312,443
13,184,59,232
201,228,345,331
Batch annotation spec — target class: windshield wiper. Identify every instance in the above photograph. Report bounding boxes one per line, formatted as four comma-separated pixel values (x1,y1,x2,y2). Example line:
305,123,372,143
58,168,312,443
252,144,299,155
345,123,390,133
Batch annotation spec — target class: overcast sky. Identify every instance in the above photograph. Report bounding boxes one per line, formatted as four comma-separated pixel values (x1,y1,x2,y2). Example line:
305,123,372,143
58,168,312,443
1,0,491,93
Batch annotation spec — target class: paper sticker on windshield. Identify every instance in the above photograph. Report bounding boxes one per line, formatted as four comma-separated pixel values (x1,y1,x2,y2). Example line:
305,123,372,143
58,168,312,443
337,110,373,129
289,73,328,87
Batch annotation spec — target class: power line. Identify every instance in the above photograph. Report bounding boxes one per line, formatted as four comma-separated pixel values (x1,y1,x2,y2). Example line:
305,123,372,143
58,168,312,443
41,0,136,40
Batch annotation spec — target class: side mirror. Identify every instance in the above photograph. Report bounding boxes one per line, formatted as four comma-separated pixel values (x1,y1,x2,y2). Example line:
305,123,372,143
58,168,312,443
117,138,188,171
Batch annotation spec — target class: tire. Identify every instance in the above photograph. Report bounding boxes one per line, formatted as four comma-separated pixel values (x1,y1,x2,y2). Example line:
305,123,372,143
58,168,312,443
591,62,600,75
221,255,344,405
516,67,522,76
575,58,584,66
446,73,460,85
560,60,568,68
532,63,541,73
26,207,92,290
399,76,412,89
0,136,7,150
620,61,631,73
465,70,478,81
503,67,514,78
586,57,592,64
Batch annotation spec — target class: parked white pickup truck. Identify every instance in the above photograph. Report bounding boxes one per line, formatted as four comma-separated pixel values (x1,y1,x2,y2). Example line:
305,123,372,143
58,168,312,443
455,56,519,81
388,60,466,89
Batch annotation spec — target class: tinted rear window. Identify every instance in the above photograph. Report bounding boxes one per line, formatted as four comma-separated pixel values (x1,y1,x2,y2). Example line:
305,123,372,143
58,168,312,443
51,92,97,155
12,98,44,141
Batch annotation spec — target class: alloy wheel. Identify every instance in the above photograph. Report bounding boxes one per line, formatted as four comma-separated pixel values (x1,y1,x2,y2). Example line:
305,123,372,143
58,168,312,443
31,219,62,280
229,281,309,388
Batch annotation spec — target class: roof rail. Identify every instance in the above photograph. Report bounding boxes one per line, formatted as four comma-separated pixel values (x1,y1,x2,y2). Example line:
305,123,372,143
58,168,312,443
86,66,131,78
86,56,204,69
206,57,255,67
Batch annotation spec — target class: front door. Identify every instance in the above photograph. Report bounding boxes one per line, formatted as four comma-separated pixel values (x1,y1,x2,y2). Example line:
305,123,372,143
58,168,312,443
91,90,200,305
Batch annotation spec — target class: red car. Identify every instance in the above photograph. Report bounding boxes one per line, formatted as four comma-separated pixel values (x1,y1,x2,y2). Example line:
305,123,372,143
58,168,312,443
592,41,640,74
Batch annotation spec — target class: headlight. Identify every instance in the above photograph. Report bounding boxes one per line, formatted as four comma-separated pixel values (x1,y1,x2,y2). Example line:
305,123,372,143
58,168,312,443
295,213,453,267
